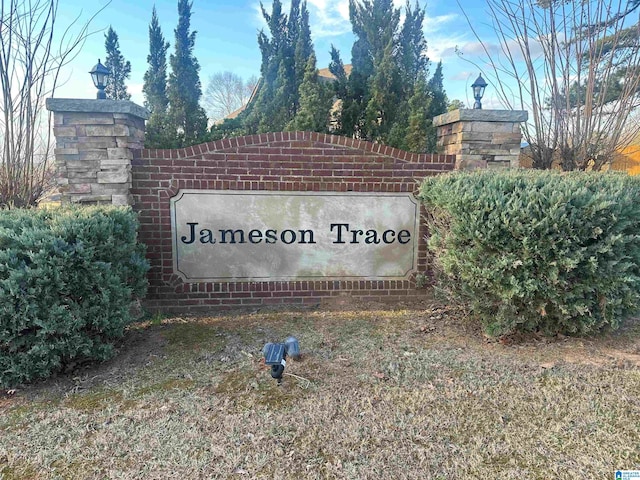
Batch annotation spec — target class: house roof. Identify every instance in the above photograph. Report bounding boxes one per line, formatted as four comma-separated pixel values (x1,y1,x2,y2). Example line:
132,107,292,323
217,64,352,123
318,64,353,81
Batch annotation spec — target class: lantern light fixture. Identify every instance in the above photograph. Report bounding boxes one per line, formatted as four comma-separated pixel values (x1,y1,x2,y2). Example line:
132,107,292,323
89,59,110,99
471,74,488,110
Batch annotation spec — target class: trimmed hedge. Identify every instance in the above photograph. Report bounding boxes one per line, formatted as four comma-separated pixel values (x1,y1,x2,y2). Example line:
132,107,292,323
0,206,149,387
419,170,640,336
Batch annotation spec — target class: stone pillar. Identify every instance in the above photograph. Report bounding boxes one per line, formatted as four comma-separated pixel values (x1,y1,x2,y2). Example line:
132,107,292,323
433,109,528,171
45,99,149,205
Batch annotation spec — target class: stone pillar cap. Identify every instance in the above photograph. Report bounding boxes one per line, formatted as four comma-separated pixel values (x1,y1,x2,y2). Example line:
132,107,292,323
46,98,150,120
433,108,528,127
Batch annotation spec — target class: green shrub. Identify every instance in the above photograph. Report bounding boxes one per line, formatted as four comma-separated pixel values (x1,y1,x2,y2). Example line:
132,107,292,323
0,206,149,387
419,170,640,336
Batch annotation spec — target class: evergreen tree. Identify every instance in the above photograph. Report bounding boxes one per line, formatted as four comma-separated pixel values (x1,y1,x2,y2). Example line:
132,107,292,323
243,0,287,133
364,40,402,141
144,6,170,114
244,0,315,133
398,1,428,87
104,27,131,100
328,46,359,137
405,77,430,152
332,0,450,150
448,99,466,111
403,62,448,153
293,3,313,104
167,0,208,147
386,1,429,149
328,45,349,133
426,61,447,119
287,54,332,132
425,61,448,152
143,6,173,148
341,0,401,139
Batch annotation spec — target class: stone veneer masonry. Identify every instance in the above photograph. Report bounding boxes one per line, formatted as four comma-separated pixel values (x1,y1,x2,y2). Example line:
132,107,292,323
433,109,528,170
46,99,149,205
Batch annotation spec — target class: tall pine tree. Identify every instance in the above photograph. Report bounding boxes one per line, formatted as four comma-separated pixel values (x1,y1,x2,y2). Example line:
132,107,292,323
244,0,287,133
167,0,208,147
104,27,131,100
143,6,172,148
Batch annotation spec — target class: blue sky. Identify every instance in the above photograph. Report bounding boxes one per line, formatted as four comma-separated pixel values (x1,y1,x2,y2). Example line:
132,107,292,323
54,0,498,110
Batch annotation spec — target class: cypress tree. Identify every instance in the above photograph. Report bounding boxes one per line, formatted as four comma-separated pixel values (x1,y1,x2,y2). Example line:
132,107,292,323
167,0,208,147
329,45,351,136
333,0,450,149
287,54,332,132
365,39,402,141
244,0,316,133
405,77,430,152
104,27,131,100
335,0,400,139
403,62,447,153
143,6,172,148
328,45,349,134
398,1,428,87
426,61,448,118
425,61,448,152
243,0,287,133
143,6,170,114
293,2,313,107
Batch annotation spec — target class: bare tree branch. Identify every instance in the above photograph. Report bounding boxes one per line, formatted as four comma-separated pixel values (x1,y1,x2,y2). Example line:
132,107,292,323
203,71,257,122
0,0,106,207
457,0,640,171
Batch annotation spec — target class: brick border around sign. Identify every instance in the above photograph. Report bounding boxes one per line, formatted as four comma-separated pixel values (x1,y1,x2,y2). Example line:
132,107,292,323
132,131,454,312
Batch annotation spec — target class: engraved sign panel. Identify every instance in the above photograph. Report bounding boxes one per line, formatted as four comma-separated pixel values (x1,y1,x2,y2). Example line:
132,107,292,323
170,190,420,281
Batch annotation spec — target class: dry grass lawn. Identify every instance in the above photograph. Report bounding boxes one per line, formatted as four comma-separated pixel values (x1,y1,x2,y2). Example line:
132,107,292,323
1,297,640,479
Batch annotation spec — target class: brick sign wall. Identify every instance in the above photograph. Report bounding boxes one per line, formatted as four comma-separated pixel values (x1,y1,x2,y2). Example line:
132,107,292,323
132,131,454,312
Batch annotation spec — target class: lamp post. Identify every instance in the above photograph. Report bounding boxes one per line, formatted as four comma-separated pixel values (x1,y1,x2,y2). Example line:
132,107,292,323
89,59,110,99
471,74,488,110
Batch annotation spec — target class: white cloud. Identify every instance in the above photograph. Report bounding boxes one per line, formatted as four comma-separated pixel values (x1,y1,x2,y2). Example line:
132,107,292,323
424,13,458,34
478,95,510,110
252,0,350,38
309,1,462,43
308,0,351,37
253,2,265,27
419,9,465,62
455,36,544,63
336,0,349,20
128,82,144,105
427,35,467,62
